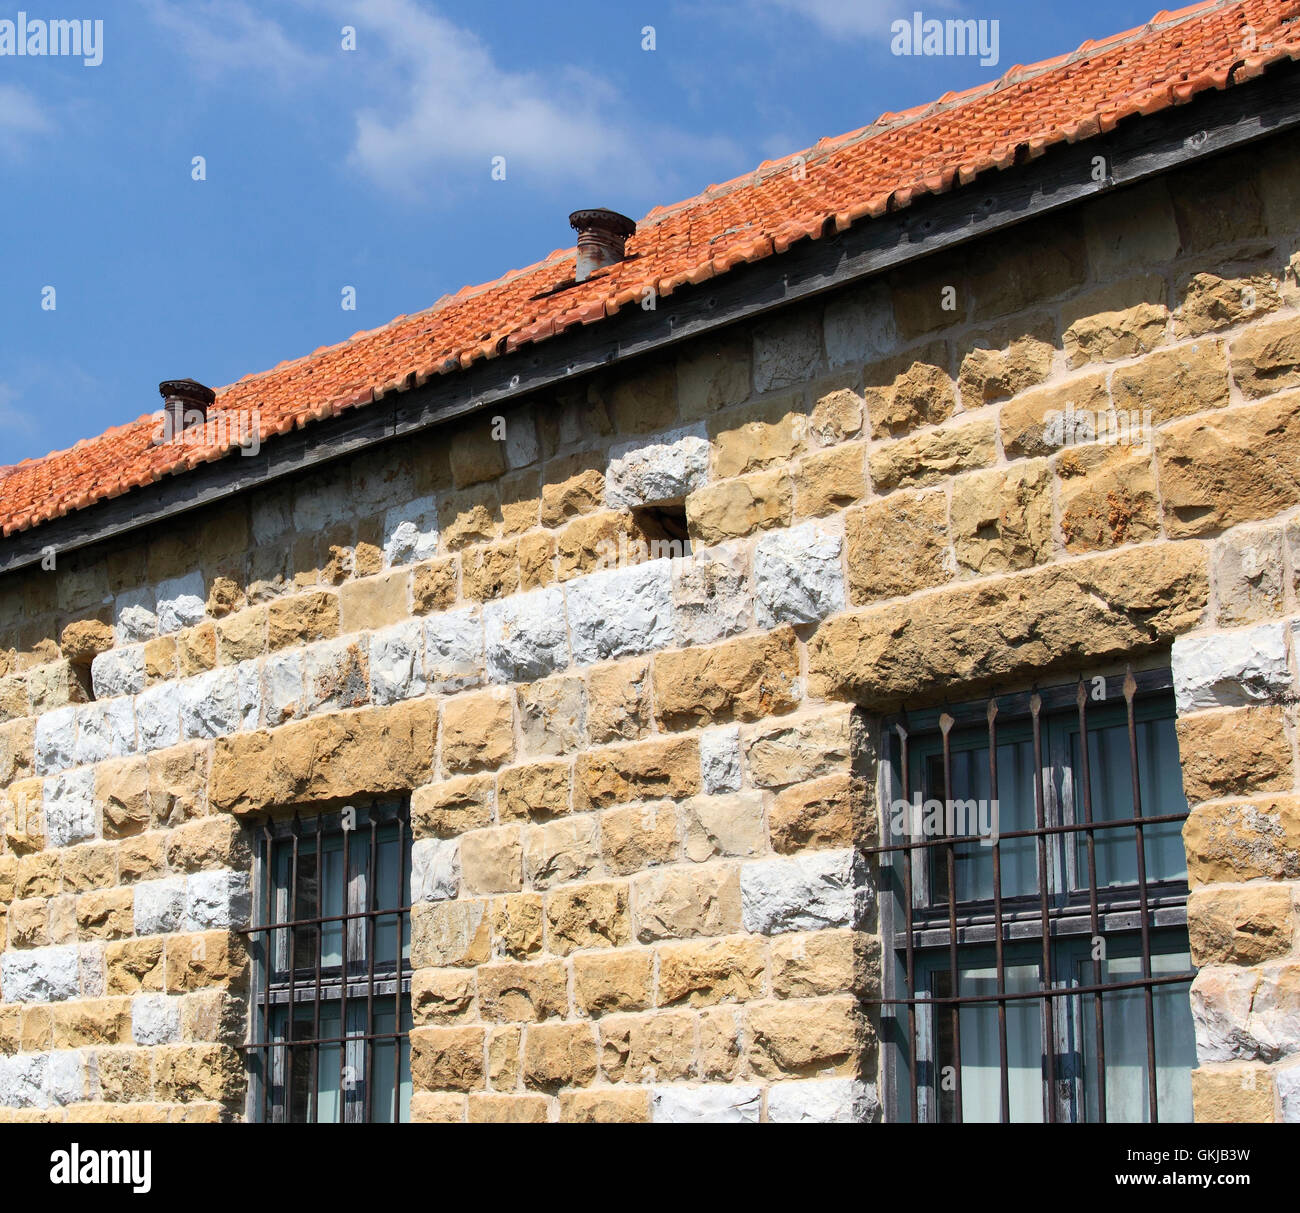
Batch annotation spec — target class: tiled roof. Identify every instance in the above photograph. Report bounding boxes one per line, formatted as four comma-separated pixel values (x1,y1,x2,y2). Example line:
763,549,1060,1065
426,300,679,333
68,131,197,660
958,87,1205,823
3,0,1299,539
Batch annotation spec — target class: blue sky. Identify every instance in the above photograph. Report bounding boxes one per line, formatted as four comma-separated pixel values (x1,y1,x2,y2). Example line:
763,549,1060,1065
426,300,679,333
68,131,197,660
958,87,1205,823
0,0,1163,466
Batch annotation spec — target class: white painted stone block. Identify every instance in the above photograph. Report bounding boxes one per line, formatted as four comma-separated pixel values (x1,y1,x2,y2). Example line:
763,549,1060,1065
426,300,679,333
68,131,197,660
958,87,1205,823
132,994,182,1046
383,494,439,567
75,699,136,765
45,1050,85,1105
504,413,540,469
370,620,426,705
78,944,105,999
114,587,158,643
740,848,870,934
134,682,182,752
767,1078,878,1123
0,945,80,1003
411,838,460,902
261,649,304,727
292,470,352,532
156,570,207,634
1279,1062,1300,1124
567,560,674,665
133,876,188,936
424,608,484,692
0,1053,48,1107
180,667,241,740
185,870,251,930
304,636,371,713
90,645,145,699
484,586,569,683
251,485,292,543
652,1085,762,1123
1172,623,1291,712
236,659,262,730
754,520,845,627
43,769,97,847
673,542,750,646
606,423,708,509
699,726,743,794
34,706,78,775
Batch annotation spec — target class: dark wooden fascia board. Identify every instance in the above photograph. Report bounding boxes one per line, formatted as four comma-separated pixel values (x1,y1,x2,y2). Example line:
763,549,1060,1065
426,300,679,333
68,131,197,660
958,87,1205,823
5,59,1300,577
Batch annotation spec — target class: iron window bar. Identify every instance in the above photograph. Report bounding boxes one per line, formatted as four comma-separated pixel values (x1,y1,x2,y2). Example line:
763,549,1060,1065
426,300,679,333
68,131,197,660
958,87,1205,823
239,800,412,1123
868,667,1197,1125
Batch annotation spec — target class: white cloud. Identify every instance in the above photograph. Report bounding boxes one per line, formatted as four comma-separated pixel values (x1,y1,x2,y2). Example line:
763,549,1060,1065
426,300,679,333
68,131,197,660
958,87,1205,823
0,85,55,156
143,0,741,201
752,0,963,41
140,0,320,86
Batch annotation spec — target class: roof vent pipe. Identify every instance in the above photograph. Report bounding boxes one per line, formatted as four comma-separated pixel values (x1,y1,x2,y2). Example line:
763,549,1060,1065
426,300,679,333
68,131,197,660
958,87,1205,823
158,378,216,438
569,209,637,283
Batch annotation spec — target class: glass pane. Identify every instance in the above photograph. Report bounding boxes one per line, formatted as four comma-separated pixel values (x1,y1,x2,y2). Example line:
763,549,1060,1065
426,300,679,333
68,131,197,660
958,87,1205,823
370,822,411,971
934,963,1044,1122
926,737,1037,905
1072,716,1187,889
368,1002,413,1123
1078,946,1196,1123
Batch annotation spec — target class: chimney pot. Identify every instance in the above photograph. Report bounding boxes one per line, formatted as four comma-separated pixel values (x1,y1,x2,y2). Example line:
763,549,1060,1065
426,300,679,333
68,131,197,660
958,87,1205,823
569,208,636,283
158,378,216,436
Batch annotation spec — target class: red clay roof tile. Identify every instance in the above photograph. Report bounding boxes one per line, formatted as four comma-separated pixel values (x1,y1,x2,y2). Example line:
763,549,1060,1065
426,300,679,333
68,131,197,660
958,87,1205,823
3,0,1299,540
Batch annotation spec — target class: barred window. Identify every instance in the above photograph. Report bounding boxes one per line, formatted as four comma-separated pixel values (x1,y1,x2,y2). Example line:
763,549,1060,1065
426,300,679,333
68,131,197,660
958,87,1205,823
245,802,413,1123
873,669,1197,1123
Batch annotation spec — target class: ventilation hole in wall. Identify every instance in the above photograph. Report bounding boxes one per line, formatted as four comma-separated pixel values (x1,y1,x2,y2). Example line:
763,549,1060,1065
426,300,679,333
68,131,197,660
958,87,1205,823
633,502,692,560
69,657,96,702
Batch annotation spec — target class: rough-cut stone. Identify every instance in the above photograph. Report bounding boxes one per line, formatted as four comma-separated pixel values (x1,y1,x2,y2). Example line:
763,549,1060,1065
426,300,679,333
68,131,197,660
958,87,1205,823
424,607,485,692
90,647,145,700
767,1077,878,1123
845,492,951,605
1183,797,1300,885
672,543,750,646
1111,338,1231,419
586,659,652,744
754,314,821,392
770,774,865,853
654,629,799,730
156,571,207,635
267,590,340,650
699,726,742,795
484,586,569,683
492,894,544,960
545,880,630,953
132,993,181,1046
1056,444,1161,552
744,710,853,789
600,1011,695,1083
410,968,475,1025
410,1026,485,1092
478,960,566,1023
517,676,585,757
1187,885,1294,965
179,668,241,740
682,792,766,862
34,707,77,776
824,284,897,368
741,850,869,934
368,619,425,706
1176,708,1292,806
753,521,845,627
651,1084,761,1123
1063,301,1168,367
863,342,954,437
656,936,765,1007
411,900,490,969
999,373,1110,458
601,801,679,874
677,337,751,422
1157,394,1300,536
633,864,741,942
383,494,439,567
0,945,80,1003
957,329,1054,410
567,560,674,666
812,544,1208,707
440,689,513,775
304,637,370,713
606,424,709,508
951,461,1053,574
868,417,997,491
412,774,495,838
133,876,187,935
1191,1065,1277,1123
711,396,806,480
524,816,600,890
1231,312,1300,398
1213,525,1285,625
522,1022,598,1091
747,998,863,1077
573,950,654,1016
686,470,792,545
1171,622,1290,712
460,828,523,895
497,760,572,823
43,769,96,848
75,699,136,765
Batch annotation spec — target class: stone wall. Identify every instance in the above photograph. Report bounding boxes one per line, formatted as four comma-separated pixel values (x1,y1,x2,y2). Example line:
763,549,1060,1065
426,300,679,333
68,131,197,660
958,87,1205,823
1,130,1299,1121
